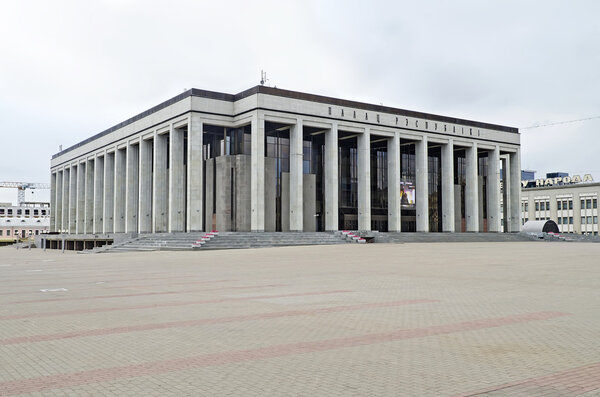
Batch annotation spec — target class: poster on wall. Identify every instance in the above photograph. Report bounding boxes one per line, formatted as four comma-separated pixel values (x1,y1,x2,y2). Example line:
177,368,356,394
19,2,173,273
400,181,416,208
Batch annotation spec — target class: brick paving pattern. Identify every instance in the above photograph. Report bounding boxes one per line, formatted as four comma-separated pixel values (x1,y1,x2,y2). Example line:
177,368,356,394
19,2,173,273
0,242,599,396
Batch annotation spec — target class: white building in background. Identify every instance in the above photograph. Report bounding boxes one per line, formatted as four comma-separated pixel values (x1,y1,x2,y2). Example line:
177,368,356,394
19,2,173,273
49,86,521,235
520,173,599,235
0,202,50,240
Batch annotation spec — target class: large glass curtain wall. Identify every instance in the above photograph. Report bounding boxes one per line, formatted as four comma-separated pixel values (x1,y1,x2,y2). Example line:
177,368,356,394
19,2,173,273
304,129,325,231
478,154,488,232
428,146,442,232
338,134,358,230
371,137,388,232
400,142,416,232
265,122,290,232
454,150,467,232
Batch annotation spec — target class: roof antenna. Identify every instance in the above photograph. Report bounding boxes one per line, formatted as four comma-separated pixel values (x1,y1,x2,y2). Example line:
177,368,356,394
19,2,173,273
260,70,269,86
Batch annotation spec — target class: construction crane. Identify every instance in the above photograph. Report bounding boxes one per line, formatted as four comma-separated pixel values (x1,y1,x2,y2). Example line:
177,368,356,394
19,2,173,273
0,182,51,205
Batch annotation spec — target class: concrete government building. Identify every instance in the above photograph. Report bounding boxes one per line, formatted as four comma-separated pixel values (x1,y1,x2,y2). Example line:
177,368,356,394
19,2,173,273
49,86,521,236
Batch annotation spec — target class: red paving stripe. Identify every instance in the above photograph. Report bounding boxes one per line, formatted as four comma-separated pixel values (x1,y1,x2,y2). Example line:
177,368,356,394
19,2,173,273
0,299,436,345
0,311,569,396
455,362,600,396
6,284,286,304
0,290,352,320
0,278,234,296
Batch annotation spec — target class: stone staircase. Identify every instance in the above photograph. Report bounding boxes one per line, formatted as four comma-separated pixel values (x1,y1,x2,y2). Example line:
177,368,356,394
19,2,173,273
372,232,536,244
96,232,350,252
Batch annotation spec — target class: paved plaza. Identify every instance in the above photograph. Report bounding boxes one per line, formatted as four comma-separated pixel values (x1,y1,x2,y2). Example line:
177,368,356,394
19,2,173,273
0,242,599,396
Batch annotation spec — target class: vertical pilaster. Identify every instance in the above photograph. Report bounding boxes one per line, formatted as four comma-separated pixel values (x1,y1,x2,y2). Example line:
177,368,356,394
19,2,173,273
153,132,168,232
324,123,339,231
103,152,115,233
465,142,479,232
57,170,64,232
387,132,401,232
76,162,85,233
139,138,153,233
114,148,126,233
487,146,501,232
441,139,455,232
68,167,76,233
509,150,521,233
290,119,303,231
251,113,265,232
50,172,57,232
126,143,139,233
169,126,185,232
416,136,429,232
62,168,71,233
357,128,371,231
502,156,510,232
187,114,203,231
94,155,104,233
85,159,94,233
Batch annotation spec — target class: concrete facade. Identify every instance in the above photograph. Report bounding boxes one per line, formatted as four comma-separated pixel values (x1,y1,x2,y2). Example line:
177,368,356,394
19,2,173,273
50,86,521,234
520,181,600,235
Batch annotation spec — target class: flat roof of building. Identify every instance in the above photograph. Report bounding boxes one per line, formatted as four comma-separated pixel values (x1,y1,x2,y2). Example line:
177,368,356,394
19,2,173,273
53,86,519,159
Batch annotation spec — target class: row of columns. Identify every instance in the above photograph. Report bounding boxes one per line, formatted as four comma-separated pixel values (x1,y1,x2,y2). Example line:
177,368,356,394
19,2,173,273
51,114,205,235
51,113,521,234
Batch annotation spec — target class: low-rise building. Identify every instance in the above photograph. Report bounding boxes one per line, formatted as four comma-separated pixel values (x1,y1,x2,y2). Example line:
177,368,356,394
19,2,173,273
520,173,598,235
0,202,50,240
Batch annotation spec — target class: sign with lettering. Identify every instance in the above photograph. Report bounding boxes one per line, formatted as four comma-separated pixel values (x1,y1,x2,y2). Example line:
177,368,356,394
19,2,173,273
522,174,593,188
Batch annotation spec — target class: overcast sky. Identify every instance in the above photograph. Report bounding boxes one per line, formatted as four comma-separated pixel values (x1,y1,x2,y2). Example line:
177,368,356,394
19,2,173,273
1,0,599,204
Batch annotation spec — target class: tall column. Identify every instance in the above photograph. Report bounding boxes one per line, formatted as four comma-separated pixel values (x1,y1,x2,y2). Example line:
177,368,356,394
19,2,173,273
187,114,203,231
76,162,85,234
50,172,57,232
416,136,429,232
441,139,455,232
126,143,139,233
139,138,153,233
387,132,401,232
103,152,115,233
290,119,304,231
85,159,94,233
153,132,168,232
94,155,104,233
251,113,265,232
465,142,479,232
357,127,371,231
62,168,69,233
502,156,510,232
324,123,339,231
169,126,185,232
509,150,521,232
487,146,501,232
69,167,77,233
114,148,127,233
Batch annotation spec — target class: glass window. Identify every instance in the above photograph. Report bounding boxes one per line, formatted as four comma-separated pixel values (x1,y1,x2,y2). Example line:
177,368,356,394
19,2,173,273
0,230,2,236
563,217,568,225
41,210,46,215
563,200,568,210
546,201,550,210
569,217,573,224
535,202,539,211
6,230,10,236
17,209,22,215
581,217,586,225
540,202,545,211
581,200,585,209
569,200,573,210
557,201,562,210
0,209,3,215
594,216,598,224
587,199,592,209
558,217,562,224
588,216,593,224
25,209,30,215
525,203,528,211
8,209,13,215
594,199,598,209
